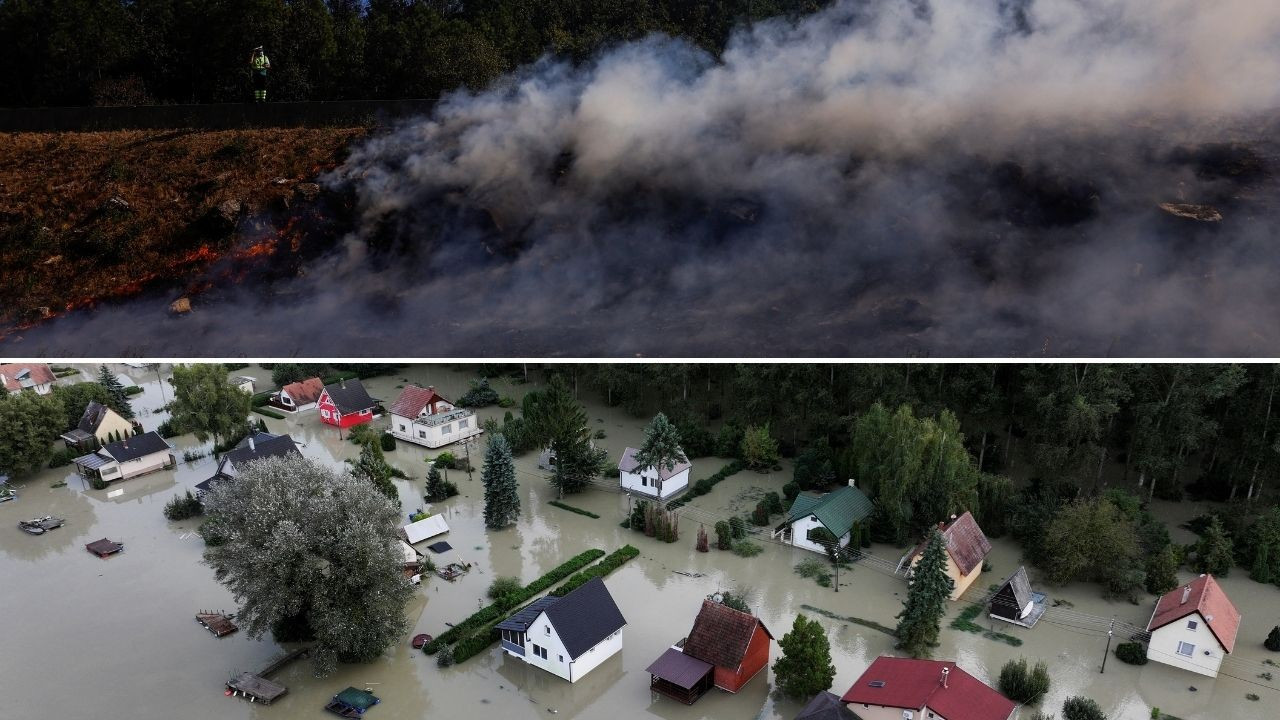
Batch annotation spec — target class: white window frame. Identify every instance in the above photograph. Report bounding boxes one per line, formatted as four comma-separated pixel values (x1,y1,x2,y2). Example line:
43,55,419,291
1177,641,1195,657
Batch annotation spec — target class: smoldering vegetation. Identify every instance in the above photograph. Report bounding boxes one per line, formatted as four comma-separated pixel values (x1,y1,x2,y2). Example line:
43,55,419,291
9,0,1280,356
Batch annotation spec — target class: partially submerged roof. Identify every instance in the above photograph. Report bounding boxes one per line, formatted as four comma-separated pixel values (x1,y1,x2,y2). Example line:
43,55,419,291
323,378,378,414
998,567,1033,609
101,431,171,463
389,384,452,418
544,577,626,659
280,377,324,404
496,596,560,633
646,648,713,690
333,687,378,710
0,363,54,392
782,485,874,539
796,691,859,720
682,599,773,671
220,433,300,474
911,511,992,575
618,446,690,480
1147,574,1241,653
841,657,1015,720
403,514,450,544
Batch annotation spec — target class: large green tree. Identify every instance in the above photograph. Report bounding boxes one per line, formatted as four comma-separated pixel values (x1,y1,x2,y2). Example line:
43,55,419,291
169,363,251,445
482,433,520,528
633,412,687,496
201,454,413,676
771,614,836,699
1192,516,1234,576
524,377,605,496
1042,497,1143,598
96,365,135,419
349,440,399,507
0,391,65,475
51,382,118,432
895,528,953,658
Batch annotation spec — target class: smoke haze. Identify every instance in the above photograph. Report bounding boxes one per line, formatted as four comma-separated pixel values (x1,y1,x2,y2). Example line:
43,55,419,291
8,0,1280,356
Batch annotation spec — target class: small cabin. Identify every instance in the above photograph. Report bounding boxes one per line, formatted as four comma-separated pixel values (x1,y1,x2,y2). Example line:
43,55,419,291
989,566,1045,628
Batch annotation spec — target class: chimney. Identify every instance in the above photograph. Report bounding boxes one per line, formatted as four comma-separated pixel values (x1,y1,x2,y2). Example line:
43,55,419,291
427,385,435,393
941,666,950,688
848,478,857,488
1181,585,1191,604
938,521,946,530
340,378,347,389
249,436,256,452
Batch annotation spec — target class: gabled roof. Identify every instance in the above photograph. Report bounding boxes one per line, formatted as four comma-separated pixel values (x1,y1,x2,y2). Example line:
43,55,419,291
389,385,452,418
543,577,626,659
101,431,170,462
496,596,561,633
1147,574,1241,653
682,600,773,671
999,566,1033,609
911,511,992,575
322,378,378,414
1,363,54,392
796,691,859,720
220,433,299,473
77,401,116,434
782,486,874,539
280,377,324,405
646,648,714,690
402,514,450,544
618,446,690,480
841,657,1015,720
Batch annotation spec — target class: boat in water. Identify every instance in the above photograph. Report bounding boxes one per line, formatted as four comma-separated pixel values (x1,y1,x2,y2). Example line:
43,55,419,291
18,516,65,535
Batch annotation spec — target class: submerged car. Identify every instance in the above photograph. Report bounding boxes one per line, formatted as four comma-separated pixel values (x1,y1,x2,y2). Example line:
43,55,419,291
18,516,65,535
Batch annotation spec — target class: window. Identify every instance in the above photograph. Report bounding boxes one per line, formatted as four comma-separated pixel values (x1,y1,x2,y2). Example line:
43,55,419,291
459,418,469,429
418,430,426,439
531,645,548,660
1186,620,1198,630
544,625,550,635
399,424,406,432
1177,641,1195,657
321,410,331,419
442,423,452,434
558,655,564,663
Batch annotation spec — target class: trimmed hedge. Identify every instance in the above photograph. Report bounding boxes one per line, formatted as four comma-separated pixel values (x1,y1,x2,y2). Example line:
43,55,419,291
250,390,273,407
1115,642,1148,665
550,545,639,597
124,385,144,396
666,460,745,510
549,500,600,519
424,548,606,654
253,406,286,420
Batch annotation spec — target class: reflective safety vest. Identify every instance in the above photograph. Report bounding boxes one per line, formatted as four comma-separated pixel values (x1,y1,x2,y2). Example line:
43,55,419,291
252,55,270,72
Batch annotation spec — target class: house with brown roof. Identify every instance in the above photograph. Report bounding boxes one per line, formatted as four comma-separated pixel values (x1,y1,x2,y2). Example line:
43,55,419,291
268,377,324,413
1145,573,1241,677
646,598,773,705
902,511,992,600
1,363,55,395
60,401,140,452
388,385,480,448
841,656,1015,720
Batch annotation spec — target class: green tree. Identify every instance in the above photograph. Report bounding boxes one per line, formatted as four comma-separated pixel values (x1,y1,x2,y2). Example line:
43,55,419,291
201,454,412,676
0,390,65,475
1043,497,1143,598
1266,626,1280,652
169,363,251,446
1247,509,1280,585
740,424,780,470
895,528,953,657
272,362,325,387
51,381,117,431
714,520,732,550
998,657,1051,704
1193,515,1234,576
1145,545,1180,595
633,412,687,496
771,614,836,699
96,364,134,419
1062,696,1107,720
525,377,605,496
424,463,458,502
349,440,399,507
482,433,520,529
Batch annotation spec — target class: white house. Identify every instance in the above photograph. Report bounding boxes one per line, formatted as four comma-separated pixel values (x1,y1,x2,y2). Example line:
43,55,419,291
388,385,481,449
268,377,324,413
618,447,691,499
495,577,626,683
72,431,174,485
60,401,139,451
230,376,256,394
773,483,874,555
1145,574,1241,677
1,363,55,395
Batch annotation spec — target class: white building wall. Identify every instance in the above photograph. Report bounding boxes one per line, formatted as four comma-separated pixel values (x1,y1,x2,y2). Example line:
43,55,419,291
390,411,480,448
567,630,623,682
519,611,623,683
620,467,690,499
787,515,852,555
1146,613,1224,677
843,703,930,720
116,450,172,480
277,390,316,413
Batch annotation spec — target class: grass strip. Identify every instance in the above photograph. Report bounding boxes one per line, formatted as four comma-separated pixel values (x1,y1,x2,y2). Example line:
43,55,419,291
950,604,1023,646
800,603,898,637
253,406,286,419
549,500,600,519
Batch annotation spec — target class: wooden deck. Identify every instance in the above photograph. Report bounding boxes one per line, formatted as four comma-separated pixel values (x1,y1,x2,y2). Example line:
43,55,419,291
196,611,238,637
224,646,311,705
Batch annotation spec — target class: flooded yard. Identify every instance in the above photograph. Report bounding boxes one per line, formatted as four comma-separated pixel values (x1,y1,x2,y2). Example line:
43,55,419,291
0,364,1274,720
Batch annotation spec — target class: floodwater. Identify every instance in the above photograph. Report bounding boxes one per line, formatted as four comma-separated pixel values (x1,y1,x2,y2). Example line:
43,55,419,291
1,364,1274,720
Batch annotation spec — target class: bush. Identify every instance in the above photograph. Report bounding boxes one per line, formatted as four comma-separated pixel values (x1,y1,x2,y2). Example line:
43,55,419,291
998,658,1051,703
89,476,108,490
732,540,763,557
794,558,831,586
751,502,771,526
1114,642,1148,665
714,424,744,458
451,627,499,662
436,645,455,667
487,577,523,601
458,378,500,408
764,491,784,515
433,452,458,469
1267,626,1280,652
163,490,204,520
666,460,745,510
380,433,397,452
47,448,78,468
124,385,143,396
715,521,733,550
1062,697,1106,720
741,424,781,470
498,396,516,408
783,482,800,503
729,515,746,539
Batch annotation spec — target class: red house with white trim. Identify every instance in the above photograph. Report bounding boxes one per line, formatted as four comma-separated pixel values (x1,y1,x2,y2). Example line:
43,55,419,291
317,378,379,429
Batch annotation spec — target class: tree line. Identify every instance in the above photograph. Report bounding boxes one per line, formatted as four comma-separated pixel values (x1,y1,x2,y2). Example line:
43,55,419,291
0,0,830,107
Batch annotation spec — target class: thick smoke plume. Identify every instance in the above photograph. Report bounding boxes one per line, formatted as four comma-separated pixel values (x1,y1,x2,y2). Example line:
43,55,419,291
11,0,1280,356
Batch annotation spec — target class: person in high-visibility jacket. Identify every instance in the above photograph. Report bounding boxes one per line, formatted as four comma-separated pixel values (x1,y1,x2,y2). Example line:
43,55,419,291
249,47,271,102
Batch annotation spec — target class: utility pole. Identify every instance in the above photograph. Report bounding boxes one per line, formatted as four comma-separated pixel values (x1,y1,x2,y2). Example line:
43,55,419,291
463,438,474,481
1101,618,1114,673
154,363,167,403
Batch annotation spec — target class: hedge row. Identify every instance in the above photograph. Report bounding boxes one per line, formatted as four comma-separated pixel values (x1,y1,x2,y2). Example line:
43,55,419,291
124,385,144,396
549,545,640,597
666,460,746,510
250,391,273,408
549,500,600,519
253,407,286,420
424,548,605,654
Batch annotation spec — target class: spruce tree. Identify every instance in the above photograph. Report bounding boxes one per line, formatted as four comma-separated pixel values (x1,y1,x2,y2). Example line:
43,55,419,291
482,434,520,529
97,364,134,419
895,528,953,657
349,441,399,507
1266,625,1280,652
1193,516,1234,576
425,464,457,502
772,614,836,698
634,413,687,495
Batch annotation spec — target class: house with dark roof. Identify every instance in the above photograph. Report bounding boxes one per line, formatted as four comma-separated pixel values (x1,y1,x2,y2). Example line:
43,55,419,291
989,566,1046,628
388,385,480,448
795,692,859,720
60,401,140,451
1,363,55,395
72,430,173,484
317,378,379,429
194,432,300,499
1145,573,1241,677
773,483,874,555
903,511,993,600
268,377,324,413
493,578,625,682
618,446,691,499
841,656,1015,720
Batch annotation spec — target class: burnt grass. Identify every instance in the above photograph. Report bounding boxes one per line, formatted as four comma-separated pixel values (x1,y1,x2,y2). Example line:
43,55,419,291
0,127,366,327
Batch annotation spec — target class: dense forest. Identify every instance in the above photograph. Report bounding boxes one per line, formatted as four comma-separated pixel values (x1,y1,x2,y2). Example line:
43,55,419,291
0,0,829,107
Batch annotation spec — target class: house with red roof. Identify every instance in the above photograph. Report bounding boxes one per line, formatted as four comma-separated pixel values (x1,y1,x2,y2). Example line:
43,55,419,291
268,377,324,413
388,385,479,448
1,363,55,395
841,656,1015,720
903,511,992,600
1144,573,1241,677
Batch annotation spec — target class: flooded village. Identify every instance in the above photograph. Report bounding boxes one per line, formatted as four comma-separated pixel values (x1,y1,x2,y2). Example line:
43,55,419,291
1,363,1277,720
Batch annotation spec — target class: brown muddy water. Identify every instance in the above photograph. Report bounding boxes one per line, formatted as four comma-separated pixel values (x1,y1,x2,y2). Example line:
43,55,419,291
1,364,1275,720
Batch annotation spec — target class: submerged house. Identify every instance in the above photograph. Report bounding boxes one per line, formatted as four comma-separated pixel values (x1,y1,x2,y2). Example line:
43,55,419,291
647,598,774,705
60,401,141,452
195,432,301,499
402,514,450,545
1,363,55,395
495,577,626,683
903,511,992,601
230,376,256,394
773,483,874,555
267,377,324,413
73,430,174,484
989,566,1046,628
388,385,480,448
841,656,1016,720
1145,573,1241,678
795,692,859,720
618,447,691,500
317,378,379,429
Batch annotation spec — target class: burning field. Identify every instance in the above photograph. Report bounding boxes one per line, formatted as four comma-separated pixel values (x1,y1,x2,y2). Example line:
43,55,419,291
4,0,1280,356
